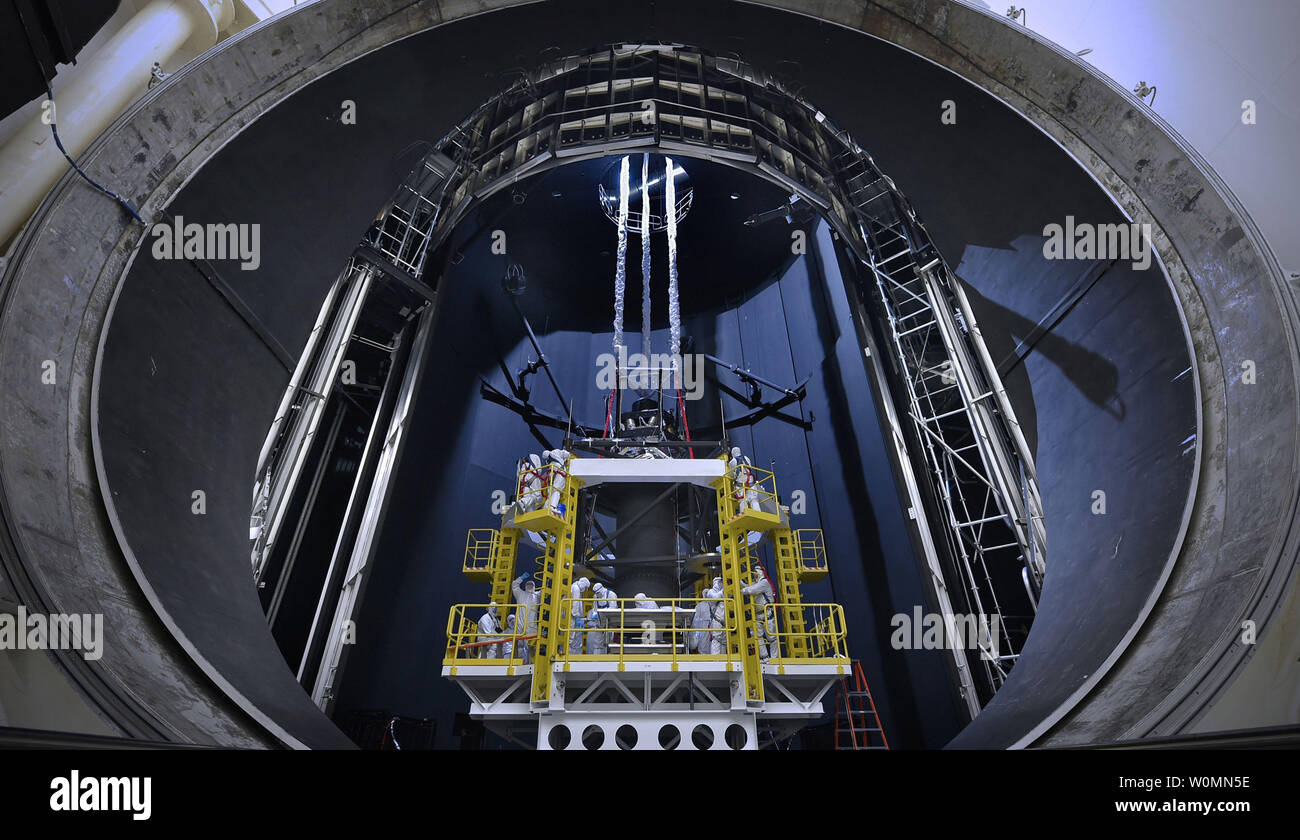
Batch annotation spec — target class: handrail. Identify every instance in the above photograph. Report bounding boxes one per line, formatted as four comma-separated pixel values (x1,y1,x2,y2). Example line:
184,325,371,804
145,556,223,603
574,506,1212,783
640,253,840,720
797,604,850,661
444,603,534,665
558,596,738,667
462,528,498,574
793,529,826,573
724,462,781,519
514,462,570,516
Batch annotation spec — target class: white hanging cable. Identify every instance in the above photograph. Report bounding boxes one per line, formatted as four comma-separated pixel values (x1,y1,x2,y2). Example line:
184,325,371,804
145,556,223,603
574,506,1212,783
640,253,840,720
665,156,681,369
613,156,629,353
640,153,652,360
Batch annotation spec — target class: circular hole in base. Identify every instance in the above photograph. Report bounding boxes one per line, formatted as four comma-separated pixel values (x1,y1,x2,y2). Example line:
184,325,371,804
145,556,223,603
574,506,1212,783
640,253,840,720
547,724,571,750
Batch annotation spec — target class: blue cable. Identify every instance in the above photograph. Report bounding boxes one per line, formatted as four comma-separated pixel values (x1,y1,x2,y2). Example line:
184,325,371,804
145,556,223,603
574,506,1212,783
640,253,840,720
44,86,147,226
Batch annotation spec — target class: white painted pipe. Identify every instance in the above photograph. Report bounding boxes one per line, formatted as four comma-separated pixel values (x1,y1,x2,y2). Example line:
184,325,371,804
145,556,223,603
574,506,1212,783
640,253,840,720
0,0,233,246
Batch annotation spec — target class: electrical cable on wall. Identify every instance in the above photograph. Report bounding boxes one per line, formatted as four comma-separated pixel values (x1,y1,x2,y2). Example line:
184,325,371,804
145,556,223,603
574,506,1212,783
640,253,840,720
45,85,147,226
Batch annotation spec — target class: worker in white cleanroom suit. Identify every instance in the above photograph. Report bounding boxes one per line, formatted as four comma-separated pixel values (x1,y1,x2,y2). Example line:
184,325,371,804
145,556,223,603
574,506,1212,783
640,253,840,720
568,577,591,655
516,453,544,513
512,574,539,636
504,616,530,665
478,602,503,659
585,606,608,655
633,593,661,643
741,565,778,661
728,447,759,513
688,596,713,653
571,576,592,608
592,581,619,646
545,449,571,514
704,577,727,655
502,613,518,660
592,581,618,610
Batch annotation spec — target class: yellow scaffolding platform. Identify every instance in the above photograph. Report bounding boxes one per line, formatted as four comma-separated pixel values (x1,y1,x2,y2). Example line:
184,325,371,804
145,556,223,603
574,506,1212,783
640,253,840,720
444,450,853,741
722,462,783,533
792,529,828,583
461,527,522,608
512,462,575,534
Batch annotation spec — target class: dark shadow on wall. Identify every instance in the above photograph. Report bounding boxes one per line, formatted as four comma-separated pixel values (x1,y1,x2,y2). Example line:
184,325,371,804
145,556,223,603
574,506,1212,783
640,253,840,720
961,273,1126,426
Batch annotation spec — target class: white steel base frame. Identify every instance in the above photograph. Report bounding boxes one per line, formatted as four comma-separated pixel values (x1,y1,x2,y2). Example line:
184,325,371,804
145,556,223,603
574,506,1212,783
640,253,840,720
446,660,844,750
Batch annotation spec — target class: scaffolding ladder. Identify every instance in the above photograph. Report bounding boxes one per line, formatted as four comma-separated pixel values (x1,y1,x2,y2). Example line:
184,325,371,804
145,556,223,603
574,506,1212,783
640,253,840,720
829,145,1046,706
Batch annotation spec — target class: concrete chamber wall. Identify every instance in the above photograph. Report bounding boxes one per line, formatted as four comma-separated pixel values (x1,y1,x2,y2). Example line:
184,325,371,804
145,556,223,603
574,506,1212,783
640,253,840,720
0,0,1294,747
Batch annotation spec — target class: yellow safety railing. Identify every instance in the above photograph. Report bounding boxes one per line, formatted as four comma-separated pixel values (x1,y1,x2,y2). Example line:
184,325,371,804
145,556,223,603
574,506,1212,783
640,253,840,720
444,603,536,666
558,597,738,665
514,462,569,515
793,529,826,575
724,462,781,526
463,529,498,575
766,603,849,662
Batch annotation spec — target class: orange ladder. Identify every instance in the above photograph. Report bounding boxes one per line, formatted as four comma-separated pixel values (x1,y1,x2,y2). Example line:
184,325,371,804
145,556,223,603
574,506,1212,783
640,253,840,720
835,660,889,750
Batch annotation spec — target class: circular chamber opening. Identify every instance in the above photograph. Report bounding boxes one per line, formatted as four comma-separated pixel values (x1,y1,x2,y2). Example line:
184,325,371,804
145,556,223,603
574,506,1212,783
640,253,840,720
615,724,638,750
547,724,571,750
691,725,715,750
239,43,1212,752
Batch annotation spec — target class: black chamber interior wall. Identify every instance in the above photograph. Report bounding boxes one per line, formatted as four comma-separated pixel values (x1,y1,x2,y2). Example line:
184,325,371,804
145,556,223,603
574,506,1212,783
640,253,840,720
332,162,968,749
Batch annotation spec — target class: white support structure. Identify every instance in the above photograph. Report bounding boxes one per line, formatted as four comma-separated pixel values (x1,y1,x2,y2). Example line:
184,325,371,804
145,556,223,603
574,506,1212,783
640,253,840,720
251,262,373,583
444,658,845,751
309,306,436,709
567,456,724,487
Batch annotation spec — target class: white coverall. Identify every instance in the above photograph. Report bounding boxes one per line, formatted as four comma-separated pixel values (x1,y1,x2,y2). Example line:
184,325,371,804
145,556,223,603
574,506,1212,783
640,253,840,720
545,449,571,514
517,453,544,512
688,599,713,653
728,450,756,513
592,584,618,611
585,607,608,655
569,578,591,655
741,569,777,661
703,579,726,655
502,614,517,660
478,605,503,659
512,575,540,636
592,584,618,646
